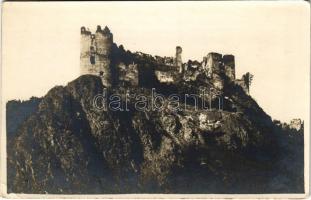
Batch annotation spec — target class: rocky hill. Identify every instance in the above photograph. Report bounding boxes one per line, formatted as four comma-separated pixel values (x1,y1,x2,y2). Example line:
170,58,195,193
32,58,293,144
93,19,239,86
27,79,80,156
7,73,304,194
6,30,304,193
6,97,41,141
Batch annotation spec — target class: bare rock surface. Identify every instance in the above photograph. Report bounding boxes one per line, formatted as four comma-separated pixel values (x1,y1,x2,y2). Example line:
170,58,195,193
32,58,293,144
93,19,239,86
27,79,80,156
7,75,304,194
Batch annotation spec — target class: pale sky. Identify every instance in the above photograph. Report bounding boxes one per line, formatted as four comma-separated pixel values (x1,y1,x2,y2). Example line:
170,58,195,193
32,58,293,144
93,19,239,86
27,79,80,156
2,1,310,122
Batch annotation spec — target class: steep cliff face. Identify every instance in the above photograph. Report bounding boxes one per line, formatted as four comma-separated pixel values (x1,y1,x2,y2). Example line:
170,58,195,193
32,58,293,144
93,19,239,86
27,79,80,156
6,97,41,141
7,75,303,194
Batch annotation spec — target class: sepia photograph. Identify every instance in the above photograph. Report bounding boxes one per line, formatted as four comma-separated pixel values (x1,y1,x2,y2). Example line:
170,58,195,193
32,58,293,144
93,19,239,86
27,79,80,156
1,1,310,198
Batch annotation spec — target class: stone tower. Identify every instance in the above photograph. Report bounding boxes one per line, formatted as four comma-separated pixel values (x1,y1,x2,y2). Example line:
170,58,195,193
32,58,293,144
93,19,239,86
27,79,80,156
223,55,235,80
80,25,113,87
175,46,183,73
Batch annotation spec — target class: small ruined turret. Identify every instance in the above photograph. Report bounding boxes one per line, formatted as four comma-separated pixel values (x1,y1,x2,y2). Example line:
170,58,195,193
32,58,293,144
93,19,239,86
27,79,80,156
80,27,92,68
175,46,183,73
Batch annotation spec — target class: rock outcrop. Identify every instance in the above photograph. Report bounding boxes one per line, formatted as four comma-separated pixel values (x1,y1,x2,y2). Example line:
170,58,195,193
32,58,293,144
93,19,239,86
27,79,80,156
7,74,304,194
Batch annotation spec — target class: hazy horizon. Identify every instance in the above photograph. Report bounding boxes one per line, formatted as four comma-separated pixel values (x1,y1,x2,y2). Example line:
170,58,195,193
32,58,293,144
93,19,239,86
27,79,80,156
2,1,310,123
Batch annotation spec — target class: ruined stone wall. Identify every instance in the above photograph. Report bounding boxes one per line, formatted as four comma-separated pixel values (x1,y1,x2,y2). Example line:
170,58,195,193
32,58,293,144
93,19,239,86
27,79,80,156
80,26,113,87
118,62,138,86
211,74,224,91
290,119,303,131
201,53,236,81
164,57,174,66
81,26,242,93
155,71,175,83
80,27,92,74
203,52,223,78
202,53,224,90
154,46,183,83
223,55,235,80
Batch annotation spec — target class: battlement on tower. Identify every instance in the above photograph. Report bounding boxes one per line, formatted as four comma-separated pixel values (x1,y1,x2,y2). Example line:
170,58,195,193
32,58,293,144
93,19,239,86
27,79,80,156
81,27,92,35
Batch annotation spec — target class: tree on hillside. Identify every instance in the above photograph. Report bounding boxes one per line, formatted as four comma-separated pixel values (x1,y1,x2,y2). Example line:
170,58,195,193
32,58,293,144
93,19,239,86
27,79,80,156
242,72,254,90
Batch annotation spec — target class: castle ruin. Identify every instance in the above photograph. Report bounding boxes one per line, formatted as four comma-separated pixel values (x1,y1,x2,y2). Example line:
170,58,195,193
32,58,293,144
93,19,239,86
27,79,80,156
80,25,112,87
80,25,250,94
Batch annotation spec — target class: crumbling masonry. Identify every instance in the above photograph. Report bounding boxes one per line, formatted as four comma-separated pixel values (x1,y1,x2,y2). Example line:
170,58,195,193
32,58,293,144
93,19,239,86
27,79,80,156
80,26,250,94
